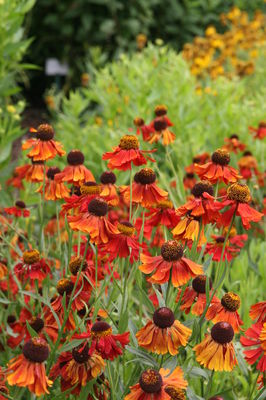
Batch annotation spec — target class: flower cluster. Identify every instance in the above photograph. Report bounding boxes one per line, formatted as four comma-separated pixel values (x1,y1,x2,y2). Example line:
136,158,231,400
0,106,264,400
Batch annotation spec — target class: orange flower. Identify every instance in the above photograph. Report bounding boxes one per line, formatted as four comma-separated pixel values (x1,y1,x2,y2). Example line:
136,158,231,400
136,307,191,355
55,150,94,185
36,167,70,200
6,338,52,396
68,198,119,244
238,151,259,180
194,322,237,371
23,160,46,182
50,343,105,395
185,152,210,174
176,275,218,316
194,148,241,184
120,168,168,208
223,134,246,153
218,183,263,230
139,240,203,287
206,292,243,332
125,367,187,400
102,135,155,170
249,301,266,324
147,116,176,146
100,170,119,206
0,261,7,280
22,124,65,161
249,121,266,139
172,214,207,246
14,249,51,284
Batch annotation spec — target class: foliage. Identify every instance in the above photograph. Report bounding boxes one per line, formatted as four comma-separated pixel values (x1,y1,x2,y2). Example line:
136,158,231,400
0,0,36,169
25,0,266,92
48,43,266,181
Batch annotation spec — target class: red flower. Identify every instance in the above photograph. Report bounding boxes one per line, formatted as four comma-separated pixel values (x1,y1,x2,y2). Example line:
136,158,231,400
133,117,151,140
176,181,223,224
205,232,247,262
137,199,180,240
194,148,241,184
250,301,266,324
120,168,168,208
223,134,246,153
241,322,266,371
102,134,155,171
14,250,51,284
4,200,30,218
50,343,105,395
68,198,119,244
102,221,141,263
22,124,65,161
218,183,263,230
249,121,266,140
140,240,203,287
55,150,94,185
183,172,197,190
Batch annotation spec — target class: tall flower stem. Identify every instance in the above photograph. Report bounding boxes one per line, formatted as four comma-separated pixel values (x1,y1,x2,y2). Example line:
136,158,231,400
129,162,133,222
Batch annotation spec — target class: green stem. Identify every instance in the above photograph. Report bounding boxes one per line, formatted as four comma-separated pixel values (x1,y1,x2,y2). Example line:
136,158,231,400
129,163,133,222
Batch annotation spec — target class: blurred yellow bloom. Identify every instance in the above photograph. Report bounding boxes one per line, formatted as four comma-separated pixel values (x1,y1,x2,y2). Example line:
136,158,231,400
7,105,16,113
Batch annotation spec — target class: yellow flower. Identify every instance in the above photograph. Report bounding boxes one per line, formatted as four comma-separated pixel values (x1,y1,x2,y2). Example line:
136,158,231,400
7,105,16,113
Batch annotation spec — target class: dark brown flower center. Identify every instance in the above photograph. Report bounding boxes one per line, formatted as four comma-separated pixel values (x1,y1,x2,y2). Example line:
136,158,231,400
139,369,163,393
191,181,214,197
243,151,252,156
100,171,116,184
80,182,101,195
119,135,139,150
134,168,156,185
193,157,201,163
230,134,239,139
91,321,112,338
164,386,186,400
192,275,212,294
259,122,266,128
134,117,145,127
29,317,44,333
88,198,108,217
153,117,167,132
211,149,230,166
15,200,26,209
56,278,74,296
72,343,90,363
154,104,167,116
153,307,175,328
23,338,49,363
211,322,234,344
69,256,88,275
161,240,183,261
31,159,45,165
47,167,61,180
23,250,40,265
215,236,225,244
7,315,16,324
227,183,251,203
221,292,240,312
117,221,135,236
67,150,85,165
185,172,195,179
36,124,54,141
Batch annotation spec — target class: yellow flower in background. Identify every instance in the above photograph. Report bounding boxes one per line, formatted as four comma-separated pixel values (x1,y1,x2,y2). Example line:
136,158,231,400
7,105,16,113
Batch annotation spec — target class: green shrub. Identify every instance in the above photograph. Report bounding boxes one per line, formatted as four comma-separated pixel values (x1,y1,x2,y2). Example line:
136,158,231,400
0,0,36,171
